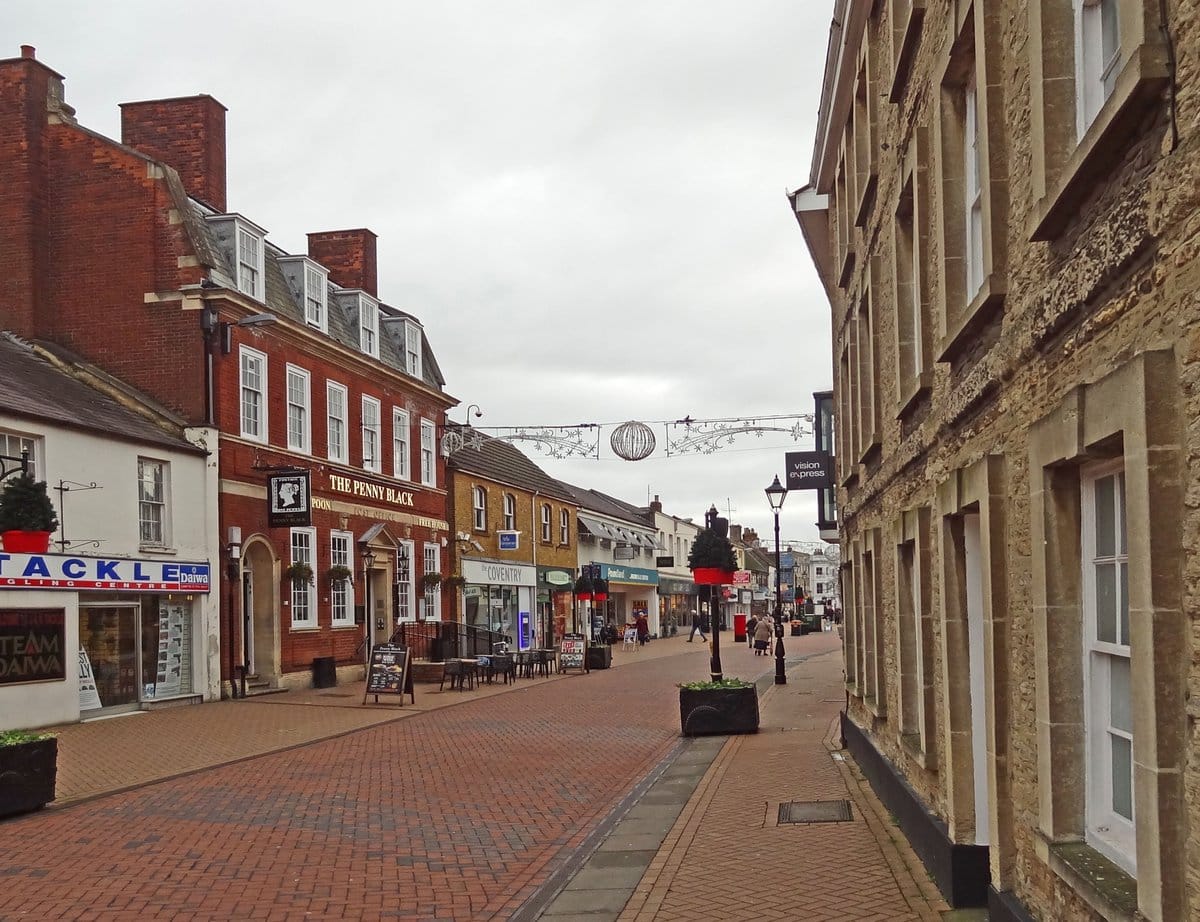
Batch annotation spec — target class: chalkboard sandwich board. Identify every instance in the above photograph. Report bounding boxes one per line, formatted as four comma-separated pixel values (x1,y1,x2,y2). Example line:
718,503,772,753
363,643,414,705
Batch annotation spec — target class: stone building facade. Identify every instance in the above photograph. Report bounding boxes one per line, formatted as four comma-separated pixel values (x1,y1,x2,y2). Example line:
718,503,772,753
792,2,1194,920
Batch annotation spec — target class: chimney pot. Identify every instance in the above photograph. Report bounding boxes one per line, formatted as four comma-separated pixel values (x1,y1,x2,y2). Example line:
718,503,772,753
20,45,35,59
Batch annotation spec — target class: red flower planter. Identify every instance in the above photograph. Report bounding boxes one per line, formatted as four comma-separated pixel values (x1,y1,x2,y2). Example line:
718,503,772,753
1,530,51,553
692,567,733,585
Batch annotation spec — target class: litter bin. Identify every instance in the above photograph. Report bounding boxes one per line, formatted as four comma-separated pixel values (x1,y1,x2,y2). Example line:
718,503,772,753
586,645,612,670
312,656,337,689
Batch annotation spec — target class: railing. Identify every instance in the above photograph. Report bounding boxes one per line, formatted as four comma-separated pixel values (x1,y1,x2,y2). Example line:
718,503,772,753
390,620,512,662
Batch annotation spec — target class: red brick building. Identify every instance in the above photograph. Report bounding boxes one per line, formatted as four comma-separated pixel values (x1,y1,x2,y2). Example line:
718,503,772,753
0,47,457,692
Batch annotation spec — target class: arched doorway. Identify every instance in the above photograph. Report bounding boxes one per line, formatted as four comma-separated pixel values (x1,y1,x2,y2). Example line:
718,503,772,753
241,536,280,685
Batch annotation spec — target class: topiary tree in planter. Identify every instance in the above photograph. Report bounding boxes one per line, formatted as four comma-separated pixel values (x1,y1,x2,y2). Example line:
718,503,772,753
687,528,738,580
0,474,59,553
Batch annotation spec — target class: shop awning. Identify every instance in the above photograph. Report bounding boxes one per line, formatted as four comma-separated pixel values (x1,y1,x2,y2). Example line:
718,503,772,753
579,514,619,541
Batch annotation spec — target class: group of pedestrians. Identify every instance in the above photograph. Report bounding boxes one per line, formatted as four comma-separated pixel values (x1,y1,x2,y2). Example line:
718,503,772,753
746,614,774,655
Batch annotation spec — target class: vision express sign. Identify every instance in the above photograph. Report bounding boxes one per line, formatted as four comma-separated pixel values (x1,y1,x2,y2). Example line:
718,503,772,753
785,451,834,490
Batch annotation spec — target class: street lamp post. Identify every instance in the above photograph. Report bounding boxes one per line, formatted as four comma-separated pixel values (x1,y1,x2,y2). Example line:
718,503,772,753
764,475,788,685
362,545,377,665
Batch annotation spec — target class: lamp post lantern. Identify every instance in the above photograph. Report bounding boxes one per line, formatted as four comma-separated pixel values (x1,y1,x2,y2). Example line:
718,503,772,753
362,545,377,664
764,475,788,685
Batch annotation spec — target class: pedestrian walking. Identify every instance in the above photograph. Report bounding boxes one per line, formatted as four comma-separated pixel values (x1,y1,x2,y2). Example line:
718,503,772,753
753,615,773,656
687,609,707,642
746,614,758,648
635,612,649,646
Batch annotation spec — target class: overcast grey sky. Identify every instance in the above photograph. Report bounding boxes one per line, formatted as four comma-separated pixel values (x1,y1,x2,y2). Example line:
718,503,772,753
3,0,834,547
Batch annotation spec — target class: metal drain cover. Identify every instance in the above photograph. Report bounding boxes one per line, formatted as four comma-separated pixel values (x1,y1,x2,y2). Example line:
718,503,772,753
778,800,852,824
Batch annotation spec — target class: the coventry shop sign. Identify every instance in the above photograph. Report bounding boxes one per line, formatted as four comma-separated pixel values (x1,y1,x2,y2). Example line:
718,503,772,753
0,553,211,593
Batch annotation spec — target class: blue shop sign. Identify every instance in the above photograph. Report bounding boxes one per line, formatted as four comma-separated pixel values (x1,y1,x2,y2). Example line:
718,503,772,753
598,563,659,586
0,552,212,593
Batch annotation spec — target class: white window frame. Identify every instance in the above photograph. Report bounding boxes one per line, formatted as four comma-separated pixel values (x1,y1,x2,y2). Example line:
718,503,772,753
392,408,411,481
239,345,268,443
285,364,311,455
304,264,327,331
422,542,441,622
235,223,265,301
503,494,517,531
473,486,487,531
1081,459,1135,875
359,294,380,359
137,457,170,548
963,76,984,300
560,508,569,545
290,526,317,629
403,319,423,379
361,395,382,473
326,381,348,464
396,540,415,622
541,504,552,543
0,429,39,481
330,530,355,627
420,418,436,486
1075,0,1121,139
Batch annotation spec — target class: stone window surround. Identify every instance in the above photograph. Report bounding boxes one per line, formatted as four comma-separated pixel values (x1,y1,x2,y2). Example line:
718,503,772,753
854,527,886,718
893,126,934,419
843,552,860,693
932,1,1008,364
894,505,937,769
1028,349,1186,922
1027,0,1171,241
888,0,926,103
856,269,883,466
851,22,880,229
936,454,1015,889
835,151,856,289
839,338,857,487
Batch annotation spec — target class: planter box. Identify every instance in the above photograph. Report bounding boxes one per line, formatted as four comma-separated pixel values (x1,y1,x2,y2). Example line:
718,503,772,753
0,737,57,819
679,685,759,736
586,645,612,670
0,530,51,553
692,567,734,586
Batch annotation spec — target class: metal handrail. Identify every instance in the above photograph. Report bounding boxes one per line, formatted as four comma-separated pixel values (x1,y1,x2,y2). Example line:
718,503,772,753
389,621,512,662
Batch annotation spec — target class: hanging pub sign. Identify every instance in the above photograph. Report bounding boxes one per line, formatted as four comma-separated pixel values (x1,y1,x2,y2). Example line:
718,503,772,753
268,470,312,527
784,451,834,490
0,609,66,685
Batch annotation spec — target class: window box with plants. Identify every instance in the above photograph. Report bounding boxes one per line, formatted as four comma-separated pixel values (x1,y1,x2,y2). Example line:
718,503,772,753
326,564,353,585
284,563,314,585
421,572,443,590
0,474,60,554
0,729,57,818
678,678,759,736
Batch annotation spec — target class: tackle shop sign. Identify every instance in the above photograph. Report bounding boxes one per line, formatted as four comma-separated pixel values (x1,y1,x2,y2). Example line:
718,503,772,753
0,553,211,593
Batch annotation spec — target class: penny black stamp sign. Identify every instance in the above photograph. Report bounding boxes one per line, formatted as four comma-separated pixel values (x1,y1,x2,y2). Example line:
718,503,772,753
0,609,66,684
268,471,312,527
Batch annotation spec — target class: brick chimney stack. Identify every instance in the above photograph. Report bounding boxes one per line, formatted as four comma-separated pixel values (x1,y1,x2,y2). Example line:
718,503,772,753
308,229,378,296
650,494,662,514
119,95,227,212
729,524,743,543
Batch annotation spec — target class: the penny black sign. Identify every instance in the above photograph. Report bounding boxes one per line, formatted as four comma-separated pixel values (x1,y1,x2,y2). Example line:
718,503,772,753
0,608,66,684
267,471,312,527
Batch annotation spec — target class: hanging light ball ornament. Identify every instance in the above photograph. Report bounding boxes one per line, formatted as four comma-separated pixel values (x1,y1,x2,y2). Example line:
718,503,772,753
610,421,656,461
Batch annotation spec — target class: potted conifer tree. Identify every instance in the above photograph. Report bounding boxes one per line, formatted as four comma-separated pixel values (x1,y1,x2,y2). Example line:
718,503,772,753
0,474,59,554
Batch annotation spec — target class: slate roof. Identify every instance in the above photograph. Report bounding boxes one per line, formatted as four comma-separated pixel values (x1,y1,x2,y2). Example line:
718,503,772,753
447,430,576,503
0,335,204,454
557,482,654,530
193,203,447,391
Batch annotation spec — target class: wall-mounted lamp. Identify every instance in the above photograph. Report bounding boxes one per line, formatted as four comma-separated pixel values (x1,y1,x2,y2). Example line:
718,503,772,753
226,526,242,576
220,313,279,354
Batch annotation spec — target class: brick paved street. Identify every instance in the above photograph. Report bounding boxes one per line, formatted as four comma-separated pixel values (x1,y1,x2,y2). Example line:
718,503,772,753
0,630,950,921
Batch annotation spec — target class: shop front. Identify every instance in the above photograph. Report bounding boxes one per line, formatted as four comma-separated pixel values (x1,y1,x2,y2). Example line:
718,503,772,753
657,576,697,637
597,563,659,635
538,567,574,648
0,552,214,728
461,559,536,649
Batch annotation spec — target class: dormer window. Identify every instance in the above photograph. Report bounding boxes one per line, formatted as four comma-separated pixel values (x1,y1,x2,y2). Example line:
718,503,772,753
236,224,264,301
404,319,422,378
304,265,327,330
359,295,380,358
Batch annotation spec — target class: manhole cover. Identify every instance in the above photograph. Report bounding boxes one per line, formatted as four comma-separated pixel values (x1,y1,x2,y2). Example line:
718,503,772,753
778,800,852,824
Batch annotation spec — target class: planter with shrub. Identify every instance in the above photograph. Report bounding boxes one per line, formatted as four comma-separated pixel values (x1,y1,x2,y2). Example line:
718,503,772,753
0,474,59,554
0,730,57,818
678,678,759,736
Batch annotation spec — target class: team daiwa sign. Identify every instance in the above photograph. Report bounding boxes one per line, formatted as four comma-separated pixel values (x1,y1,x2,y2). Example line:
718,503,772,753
0,553,211,593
